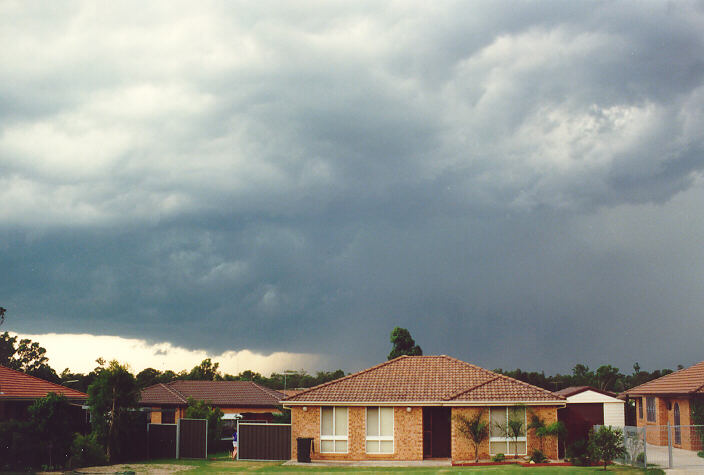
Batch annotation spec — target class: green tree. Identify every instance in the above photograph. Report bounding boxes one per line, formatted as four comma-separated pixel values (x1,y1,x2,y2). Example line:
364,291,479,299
527,413,547,451
185,398,224,453
28,392,76,468
0,332,59,383
188,358,221,380
135,367,162,388
387,327,422,360
87,360,138,462
454,410,489,462
589,426,626,470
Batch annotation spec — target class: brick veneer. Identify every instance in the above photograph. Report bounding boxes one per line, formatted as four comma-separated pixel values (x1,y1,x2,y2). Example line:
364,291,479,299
291,405,558,462
451,406,558,462
635,396,703,451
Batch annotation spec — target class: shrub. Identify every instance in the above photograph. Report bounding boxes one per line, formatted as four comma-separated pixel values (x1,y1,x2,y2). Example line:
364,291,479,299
492,453,505,462
637,452,646,464
68,434,107,469
567,438,594,466
698,450,704,459
590,426,626,470
530,449,548,463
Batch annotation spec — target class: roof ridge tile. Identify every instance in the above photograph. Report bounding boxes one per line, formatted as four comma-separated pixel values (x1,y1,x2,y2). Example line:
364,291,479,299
161,382,188,403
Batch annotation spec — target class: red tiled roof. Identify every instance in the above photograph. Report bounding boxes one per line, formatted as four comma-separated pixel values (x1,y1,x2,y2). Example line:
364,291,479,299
624,361,704,396
0,364,87,401
139,380,285,407
283,356,563,404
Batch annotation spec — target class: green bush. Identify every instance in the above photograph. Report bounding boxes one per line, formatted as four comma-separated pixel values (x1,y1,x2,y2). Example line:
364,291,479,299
637,452,646,463
68,434,107,469
530,449,548,463
567,438,594,466
492,453,505,462
698,450,704,459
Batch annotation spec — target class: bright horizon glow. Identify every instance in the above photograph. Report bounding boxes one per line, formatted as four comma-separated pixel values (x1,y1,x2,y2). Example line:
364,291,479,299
11,332,322,377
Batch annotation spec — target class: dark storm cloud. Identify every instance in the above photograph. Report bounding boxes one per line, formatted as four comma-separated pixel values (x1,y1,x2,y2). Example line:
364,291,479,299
1,1,704,373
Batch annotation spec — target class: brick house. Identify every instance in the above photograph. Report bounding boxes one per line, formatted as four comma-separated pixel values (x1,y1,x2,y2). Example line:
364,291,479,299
0,364,88,421
282,355,565,462
622,361,704,451
139,380,284,424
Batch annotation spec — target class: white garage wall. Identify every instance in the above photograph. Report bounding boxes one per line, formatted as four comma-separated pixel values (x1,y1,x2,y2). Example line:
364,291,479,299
603,402,625,427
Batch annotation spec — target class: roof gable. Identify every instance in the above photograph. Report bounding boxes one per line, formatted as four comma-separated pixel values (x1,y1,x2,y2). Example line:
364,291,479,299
284,356,563,404
625,361,704,396
139,380,285,407
0,364,88,400
555,386,622,403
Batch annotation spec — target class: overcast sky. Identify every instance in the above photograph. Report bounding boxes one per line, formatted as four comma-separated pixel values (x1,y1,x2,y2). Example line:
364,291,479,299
2,1,704,376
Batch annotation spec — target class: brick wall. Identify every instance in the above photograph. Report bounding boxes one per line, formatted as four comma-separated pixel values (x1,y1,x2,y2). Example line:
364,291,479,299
291,405,423,461
291,404,557,462
636,396,703,451
450,406,558,462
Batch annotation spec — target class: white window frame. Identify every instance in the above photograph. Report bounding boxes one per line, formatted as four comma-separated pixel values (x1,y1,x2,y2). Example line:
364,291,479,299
320,406,348,453
489,406,527,455
365,407,394,454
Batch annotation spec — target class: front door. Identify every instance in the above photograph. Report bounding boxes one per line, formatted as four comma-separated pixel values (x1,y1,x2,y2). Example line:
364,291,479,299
423,407,451,458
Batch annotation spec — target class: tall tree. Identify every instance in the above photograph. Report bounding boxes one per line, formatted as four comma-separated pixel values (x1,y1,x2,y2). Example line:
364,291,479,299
0,332,59,383
387,327,422,360
87,361,138,462
187,358,221,380
0,306,6,326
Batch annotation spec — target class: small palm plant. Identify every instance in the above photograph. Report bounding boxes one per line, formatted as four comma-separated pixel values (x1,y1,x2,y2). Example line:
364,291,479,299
506,413,525,458
454,410,490,462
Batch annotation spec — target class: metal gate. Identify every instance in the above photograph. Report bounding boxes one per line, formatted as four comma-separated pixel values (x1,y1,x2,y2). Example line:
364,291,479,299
148,423,177,459
179,418,208,459
612,424,704,470
148,419,207,460
238,423,291,461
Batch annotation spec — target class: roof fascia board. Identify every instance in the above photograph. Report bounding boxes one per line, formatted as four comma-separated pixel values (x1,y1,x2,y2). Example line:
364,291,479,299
283,400,566,407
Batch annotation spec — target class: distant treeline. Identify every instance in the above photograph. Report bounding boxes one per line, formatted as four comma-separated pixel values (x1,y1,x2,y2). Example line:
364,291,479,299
494,362,680,394
2,330,678,395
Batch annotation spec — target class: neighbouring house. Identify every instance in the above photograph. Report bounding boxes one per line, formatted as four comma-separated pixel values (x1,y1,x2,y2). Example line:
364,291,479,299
281,355,566,462
622,361,704,451
0,364,88,422
555,386,624,456
139,380,285,425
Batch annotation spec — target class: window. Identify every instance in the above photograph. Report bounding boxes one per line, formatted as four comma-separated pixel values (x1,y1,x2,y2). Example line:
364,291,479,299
489,406,527,455
366,407,394,453
321,407,348,453
646,397,656,422
638,398,643,419
162,409,175,424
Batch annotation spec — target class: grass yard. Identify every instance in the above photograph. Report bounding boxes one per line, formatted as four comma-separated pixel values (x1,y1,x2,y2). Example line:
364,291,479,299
90,452,664,474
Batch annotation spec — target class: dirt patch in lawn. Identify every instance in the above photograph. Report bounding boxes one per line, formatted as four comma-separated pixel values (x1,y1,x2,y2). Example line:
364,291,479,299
72,463,195,473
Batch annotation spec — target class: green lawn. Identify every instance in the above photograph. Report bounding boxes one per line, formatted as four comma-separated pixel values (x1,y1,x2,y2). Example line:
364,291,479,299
113,452,663,474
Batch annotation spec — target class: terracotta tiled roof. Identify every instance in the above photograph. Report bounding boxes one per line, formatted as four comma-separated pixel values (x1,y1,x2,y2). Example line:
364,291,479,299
283,356,563,404
624,361,704,396
139,380,285,407
0,364,88,401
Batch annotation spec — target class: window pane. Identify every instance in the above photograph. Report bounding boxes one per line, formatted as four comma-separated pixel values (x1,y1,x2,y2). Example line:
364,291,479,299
509,406,526,436
321,440,334,452
367,407,379,436
321,407,333,435
509,441,527,455
379,440,394,453
366,440,379,453
380,407,394,436
335,440,347,452
490,441,507,455
490,407,506,437
335,407,348,436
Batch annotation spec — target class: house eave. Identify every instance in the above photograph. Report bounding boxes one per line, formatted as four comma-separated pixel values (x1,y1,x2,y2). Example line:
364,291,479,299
282,400,566,408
